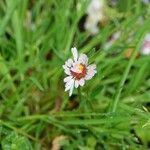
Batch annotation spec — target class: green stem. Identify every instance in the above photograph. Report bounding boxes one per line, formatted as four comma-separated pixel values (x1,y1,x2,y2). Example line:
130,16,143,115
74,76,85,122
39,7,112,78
111,48,138,113
78,87,81,101
0,54,16,92
111,34,148,113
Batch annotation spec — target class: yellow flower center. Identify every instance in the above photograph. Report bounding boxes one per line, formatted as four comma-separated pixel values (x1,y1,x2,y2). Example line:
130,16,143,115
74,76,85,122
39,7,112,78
71,64,87,80
77,64,84,72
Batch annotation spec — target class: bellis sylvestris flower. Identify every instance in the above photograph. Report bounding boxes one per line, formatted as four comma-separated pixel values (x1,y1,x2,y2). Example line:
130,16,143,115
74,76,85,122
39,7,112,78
140,33,150,55
85,0,106,35
63,47,97,96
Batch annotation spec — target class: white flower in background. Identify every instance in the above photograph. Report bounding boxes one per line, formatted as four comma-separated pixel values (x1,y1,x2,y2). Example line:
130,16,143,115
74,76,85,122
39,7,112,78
24,10,35,31
140,33,150,55
104,31,121,50
111,0,118,6
63,47,97,96
85,0,106,35
142,0,150,4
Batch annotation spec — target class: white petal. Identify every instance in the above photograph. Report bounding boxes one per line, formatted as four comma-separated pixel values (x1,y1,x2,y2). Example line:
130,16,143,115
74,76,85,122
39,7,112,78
65,79,74,91
70,62,81,73
70,65,79,73
65,83,71,92
141,47,150,55
70,66,77,72
94,70,97,74
63,65,71,75
85,70,96,80
65,59,73,67
63,64,68,70
69,80,74,96
78,54,88,65
87,64,96,70
85,64,97,80
78,79,85,86
85,74,93,80
64,76,72,83
75,80,79,88
145,33,150,40
64,69,71,75
71,47,78,62
65,79,73,88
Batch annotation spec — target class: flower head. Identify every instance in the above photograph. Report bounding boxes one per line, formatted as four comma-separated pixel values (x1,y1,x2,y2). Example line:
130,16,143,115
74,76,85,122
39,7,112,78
63,47,97,96
140,33,150,55
85,0,107,35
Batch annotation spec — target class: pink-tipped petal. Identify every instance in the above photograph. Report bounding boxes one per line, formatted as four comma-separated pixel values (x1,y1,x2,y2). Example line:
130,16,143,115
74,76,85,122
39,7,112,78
75,80,79,88
65,59,73,67
85,64,97,80
64,76,72,83
78,54,88,65
87,64,96,70
65,68,71,75
70,63,82,73
85,74,92,80
78,78,85,86
63,65,71,75
141,47,150,55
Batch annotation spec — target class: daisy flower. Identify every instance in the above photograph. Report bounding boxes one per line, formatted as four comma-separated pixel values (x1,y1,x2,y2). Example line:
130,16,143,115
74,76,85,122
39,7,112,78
142,0,150,4
85,0,107,35
63,47,97,96
140,33,150,55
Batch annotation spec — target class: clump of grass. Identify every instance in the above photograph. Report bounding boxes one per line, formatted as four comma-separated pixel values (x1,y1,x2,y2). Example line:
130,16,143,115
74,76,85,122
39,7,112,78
0,0,150,149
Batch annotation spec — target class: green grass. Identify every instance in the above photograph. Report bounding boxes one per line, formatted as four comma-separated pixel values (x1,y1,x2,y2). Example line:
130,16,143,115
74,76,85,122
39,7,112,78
0,0,150,149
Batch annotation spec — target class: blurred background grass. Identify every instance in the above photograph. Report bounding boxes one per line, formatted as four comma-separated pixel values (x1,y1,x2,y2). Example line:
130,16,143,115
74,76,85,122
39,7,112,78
0,0,150,149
